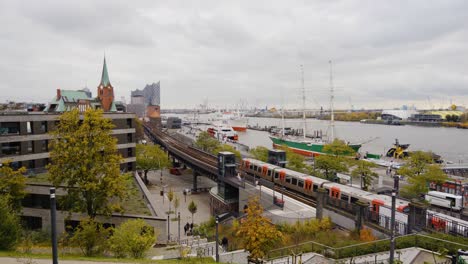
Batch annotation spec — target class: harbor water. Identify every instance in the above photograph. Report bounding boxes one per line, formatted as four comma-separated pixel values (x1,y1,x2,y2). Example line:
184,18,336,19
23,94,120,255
169,114,468,164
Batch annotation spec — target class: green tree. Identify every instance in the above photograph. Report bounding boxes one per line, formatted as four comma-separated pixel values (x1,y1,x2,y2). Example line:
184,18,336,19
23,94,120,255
188,200,197,225
315,155,348,180
195,131,220,153
214,144,241,159
47,108,129,218
134,118,144,142
0,161,26,211
351,160,378,190
109,219,156,258
322,139,356,156
286,151,308,172
136,144,170,185
314,140,354,180
249,146,269,162
70,218,111,257
398,151,448,200
0,196,22,250
237,196,284,263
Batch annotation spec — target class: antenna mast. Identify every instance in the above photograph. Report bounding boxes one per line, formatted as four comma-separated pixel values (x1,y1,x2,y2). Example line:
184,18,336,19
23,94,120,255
301,65,306,140
329,60,335,142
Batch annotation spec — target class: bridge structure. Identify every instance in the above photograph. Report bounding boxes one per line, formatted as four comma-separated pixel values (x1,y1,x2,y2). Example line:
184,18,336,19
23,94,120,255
143,123,468,238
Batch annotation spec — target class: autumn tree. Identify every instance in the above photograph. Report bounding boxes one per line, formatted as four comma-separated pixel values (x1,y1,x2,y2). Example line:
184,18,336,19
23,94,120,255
167,188,174,214
0,161,26,211
174,195,180,215
351,160,378,190
398,151,448,200
136,144,170,184
237,196,284,263
188,200,197,225
249,146,269,162
323,139,356,156
47,108,129,218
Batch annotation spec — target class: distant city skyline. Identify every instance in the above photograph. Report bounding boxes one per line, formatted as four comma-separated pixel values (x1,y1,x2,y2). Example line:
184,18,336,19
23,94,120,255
1,1,468,110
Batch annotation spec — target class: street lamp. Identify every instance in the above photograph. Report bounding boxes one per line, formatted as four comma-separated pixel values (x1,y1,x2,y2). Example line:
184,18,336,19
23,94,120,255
50,188,58,264
215,216,220,262
178,212,181,243
167,214,170,241
389,175,399,264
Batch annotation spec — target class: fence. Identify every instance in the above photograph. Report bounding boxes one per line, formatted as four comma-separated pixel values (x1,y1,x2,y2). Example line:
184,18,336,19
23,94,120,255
266,234,468,261
427,213,468,237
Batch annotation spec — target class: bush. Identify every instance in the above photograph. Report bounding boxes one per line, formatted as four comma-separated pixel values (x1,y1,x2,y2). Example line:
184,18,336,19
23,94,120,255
70,218,110,256
109,219,156,258
0,196,22,250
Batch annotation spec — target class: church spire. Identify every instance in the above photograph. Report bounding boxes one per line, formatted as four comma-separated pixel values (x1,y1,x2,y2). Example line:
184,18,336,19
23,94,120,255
100,56,111,87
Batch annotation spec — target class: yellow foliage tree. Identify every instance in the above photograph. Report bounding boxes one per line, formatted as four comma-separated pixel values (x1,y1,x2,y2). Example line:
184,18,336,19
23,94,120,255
237,196,284,263
359,228,376,242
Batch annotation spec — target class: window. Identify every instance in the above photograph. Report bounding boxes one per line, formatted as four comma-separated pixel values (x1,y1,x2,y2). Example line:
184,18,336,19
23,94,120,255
341,194,349,202
41,140,48,152
126,118,132,128
286,176,291,184
0,122,20,135
1,142,21,156
127,133,133,143
298,180,304,188
291,178,297,186
28,160,35,169
313,184,318,192
127,148,133,156
250,164,253,170
40,121,48,133
253,165,257,172
274,172,279,179
27,141,34,153
267,170,272,177
27,122,33,134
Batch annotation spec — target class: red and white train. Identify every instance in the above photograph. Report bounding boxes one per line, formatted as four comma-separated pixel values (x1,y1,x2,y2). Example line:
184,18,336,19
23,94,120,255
240,158,468,237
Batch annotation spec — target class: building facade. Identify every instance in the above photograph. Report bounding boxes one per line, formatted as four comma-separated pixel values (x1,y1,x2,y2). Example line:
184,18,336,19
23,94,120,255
0,112,136,172
127,82,160,118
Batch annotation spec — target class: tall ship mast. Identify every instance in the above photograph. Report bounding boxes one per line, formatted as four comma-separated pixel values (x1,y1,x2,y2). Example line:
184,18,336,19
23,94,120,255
329,60,335,142
268,62,361,157
301,64,307,140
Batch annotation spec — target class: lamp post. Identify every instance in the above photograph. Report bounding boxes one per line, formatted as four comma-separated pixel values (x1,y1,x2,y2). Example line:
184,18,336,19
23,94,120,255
50,188,58,264
178,212,181,243
389,175,399,264
215,216,219,262
167,214,170,241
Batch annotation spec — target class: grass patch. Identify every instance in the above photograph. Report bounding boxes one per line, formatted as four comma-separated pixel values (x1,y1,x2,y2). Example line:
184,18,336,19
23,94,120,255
121,178,152,216
25,172,50,184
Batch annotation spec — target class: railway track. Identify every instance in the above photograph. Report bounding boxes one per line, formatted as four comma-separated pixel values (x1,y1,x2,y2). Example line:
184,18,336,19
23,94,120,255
144,125,218,174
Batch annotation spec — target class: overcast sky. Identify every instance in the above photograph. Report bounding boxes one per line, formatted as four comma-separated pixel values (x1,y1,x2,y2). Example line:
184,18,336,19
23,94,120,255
1,1,467,110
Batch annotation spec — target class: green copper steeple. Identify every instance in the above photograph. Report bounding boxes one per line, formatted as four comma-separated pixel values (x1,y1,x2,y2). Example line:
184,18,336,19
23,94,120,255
100,56,111,86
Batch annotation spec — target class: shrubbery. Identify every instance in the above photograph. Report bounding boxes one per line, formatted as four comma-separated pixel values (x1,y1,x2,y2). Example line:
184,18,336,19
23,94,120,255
70,218,111,257
0,196,22,250
109,219,156,258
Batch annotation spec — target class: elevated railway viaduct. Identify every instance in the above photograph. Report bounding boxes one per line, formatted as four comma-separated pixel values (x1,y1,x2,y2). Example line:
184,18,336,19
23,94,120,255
143,123,468,238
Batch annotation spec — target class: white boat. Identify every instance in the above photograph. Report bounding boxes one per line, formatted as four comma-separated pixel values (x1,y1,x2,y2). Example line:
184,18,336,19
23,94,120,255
213,111,248,132
207,124,239,141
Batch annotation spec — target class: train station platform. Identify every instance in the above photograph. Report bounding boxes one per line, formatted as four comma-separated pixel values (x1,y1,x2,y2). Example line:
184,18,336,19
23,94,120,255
238,179,316,224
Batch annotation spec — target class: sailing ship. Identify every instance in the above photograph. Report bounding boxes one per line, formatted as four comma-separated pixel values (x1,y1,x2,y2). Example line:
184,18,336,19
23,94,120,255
269,62,362,157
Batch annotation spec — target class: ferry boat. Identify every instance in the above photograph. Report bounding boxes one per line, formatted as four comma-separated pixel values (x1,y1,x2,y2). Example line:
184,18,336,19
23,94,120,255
207,125,239,141
213,111,248,132
269,62,362,157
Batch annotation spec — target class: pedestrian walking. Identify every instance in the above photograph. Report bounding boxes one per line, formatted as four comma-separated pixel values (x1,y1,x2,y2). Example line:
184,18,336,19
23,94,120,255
184,223,189,235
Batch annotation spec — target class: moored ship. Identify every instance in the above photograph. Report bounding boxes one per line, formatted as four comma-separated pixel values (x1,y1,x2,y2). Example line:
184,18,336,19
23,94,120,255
207,125,239,141
269,62,362,156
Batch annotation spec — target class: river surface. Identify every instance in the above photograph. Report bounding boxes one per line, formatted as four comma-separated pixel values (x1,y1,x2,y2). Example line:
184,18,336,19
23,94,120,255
167,114,468,163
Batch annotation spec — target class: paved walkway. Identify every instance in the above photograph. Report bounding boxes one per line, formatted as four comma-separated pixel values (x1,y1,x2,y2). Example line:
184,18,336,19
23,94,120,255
146,168,217,242
0,258,124,264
